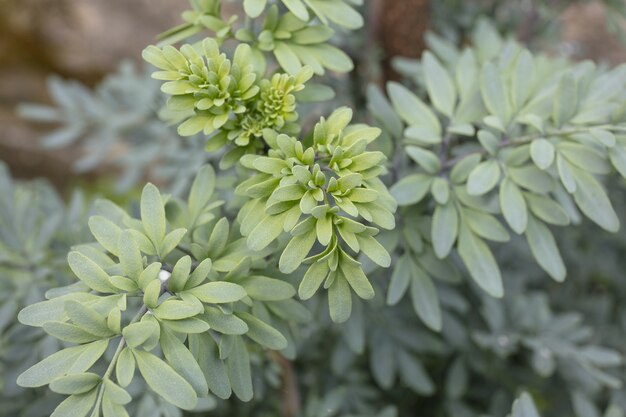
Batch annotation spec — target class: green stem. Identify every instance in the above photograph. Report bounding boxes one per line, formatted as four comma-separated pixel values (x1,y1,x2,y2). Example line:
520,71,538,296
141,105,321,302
102,305,147,380
439,123,619,169
92,301,151,413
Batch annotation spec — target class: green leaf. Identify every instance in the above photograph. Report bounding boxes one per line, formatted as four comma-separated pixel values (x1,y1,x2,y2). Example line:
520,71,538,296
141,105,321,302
274,42,301,75
571,168,620,232
508,165,555,194
191,334,231,399
431,177,450,204
88,216,122,255
481,62,510,124
118,230,143,280
247,214,285,251
557,154,577,193
398,352,435,395
143,279,161,308
187,258,213,289
553,72,578,127
65,300,112,337
525,194,570,226
17,347,82,388
160,330,208,396
609,144,626,178
50,373,101,395
18,341,108,388
299,261,329,300
590,128,616,147
204,307,249,335
50,390,98,417
512,392,540,417
525,216,566,282
457,224,503,297
511,49,534,109
467,160,501,196
123,319,160,349
68,339,110,374
240,276,296,301
328,275,352,323
450,153,481,184
189,165,216,219
160,228,188,258
422,51,456,117
134,349,198,410
188,282,247,304
499,178,527,234
141,183,166,249
530,138,555,170
43,322,99,344
282,0,308,20
279,228,317,273
243,0,266,17
406,146,441,174
153,299,203,320
387,82,441,137
390,174,432,206
559,143,611,175
68,251,116,293
116,348,135,388
464,208,510,242
431,201,458,259
356,235,391,267
387,254,411,305
167,255,192,293
18,293,93,327
238,312,288,350
339,254,375,300
178,116,211,136
410,261,442,331
103,379,132,405
226,337,253,401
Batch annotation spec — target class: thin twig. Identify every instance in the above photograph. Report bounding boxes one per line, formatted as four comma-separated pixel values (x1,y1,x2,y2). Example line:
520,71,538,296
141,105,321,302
269,351,301,417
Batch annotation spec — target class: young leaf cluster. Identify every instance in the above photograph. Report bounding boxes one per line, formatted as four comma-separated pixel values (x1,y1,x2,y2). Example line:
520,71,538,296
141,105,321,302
236,107,396,322
143,38,313,168
160,0,358,76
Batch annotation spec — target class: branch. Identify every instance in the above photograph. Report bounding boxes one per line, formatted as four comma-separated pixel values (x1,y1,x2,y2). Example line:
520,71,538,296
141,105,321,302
269,351,301,417
437,123,620,170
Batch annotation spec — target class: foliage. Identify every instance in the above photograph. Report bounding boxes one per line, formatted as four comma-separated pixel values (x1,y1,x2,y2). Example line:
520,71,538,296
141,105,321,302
0,164,89,416
18,63,209,195
8,1,626,417
431,0,626,48
17,166,309,416
374,18,626,303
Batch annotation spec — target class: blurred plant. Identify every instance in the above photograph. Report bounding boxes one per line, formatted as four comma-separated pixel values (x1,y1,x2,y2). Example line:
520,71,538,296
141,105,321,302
0,163,89,416
19,62,212,195
431,0,626,50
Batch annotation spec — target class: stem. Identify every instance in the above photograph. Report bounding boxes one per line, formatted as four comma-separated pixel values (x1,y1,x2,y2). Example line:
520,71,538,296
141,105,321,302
269,351,301,417
438,123,619,170
176,245,194,257
92,303,149,413
93,269,173,412
102,305,148,380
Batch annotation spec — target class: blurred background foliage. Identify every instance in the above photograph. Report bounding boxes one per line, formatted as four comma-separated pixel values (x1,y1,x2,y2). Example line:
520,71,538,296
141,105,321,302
1,1,626,417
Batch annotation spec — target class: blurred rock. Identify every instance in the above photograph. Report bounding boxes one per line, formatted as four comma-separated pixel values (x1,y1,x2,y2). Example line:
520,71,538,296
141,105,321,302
0,0,188,186
561,1,626,65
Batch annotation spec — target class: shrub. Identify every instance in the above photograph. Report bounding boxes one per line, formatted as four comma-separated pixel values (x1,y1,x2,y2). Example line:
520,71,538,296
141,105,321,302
7,1,626,416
